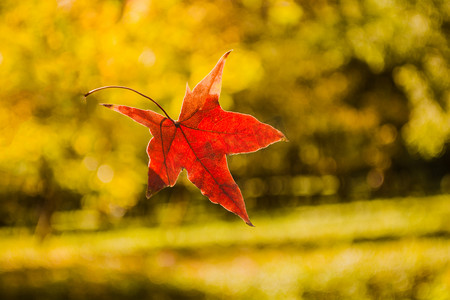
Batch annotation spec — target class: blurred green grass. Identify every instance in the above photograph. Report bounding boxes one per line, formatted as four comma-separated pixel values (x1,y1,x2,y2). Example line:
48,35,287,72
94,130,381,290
1,195,449,299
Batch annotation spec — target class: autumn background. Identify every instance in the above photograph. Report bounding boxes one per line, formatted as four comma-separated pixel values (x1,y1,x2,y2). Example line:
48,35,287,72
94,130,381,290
1,0,449,299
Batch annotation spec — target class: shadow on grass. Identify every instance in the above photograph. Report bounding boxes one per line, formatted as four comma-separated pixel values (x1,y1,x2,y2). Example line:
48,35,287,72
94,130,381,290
0,269,209,300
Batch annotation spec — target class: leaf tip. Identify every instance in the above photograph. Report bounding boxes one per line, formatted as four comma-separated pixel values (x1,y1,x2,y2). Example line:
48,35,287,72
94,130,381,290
224,49,233,58
146,186,158,199
185,82,191,94
246,220,255,227
100,103,114,109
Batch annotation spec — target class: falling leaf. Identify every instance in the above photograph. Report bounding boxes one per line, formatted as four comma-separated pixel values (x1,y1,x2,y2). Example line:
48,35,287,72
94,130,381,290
89,51,286,226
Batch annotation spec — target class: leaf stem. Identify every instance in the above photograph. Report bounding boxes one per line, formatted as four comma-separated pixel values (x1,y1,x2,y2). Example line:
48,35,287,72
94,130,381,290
84,85,174,121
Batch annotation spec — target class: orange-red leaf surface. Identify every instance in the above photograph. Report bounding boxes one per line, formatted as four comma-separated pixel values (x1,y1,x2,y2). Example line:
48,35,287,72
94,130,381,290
102,51,286,226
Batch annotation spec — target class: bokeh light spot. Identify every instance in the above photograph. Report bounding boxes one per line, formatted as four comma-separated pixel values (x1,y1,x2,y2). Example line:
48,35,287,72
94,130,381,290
83,156,98,171
367,169,384,189
97,164,114,183
378,124,397,145
138,48,156,67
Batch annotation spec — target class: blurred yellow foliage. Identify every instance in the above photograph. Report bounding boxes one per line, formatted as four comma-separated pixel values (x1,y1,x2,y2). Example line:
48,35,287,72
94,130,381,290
0,0,449,226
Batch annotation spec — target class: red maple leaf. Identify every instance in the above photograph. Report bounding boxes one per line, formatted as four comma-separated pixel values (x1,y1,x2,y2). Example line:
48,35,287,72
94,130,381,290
86,51,286,226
